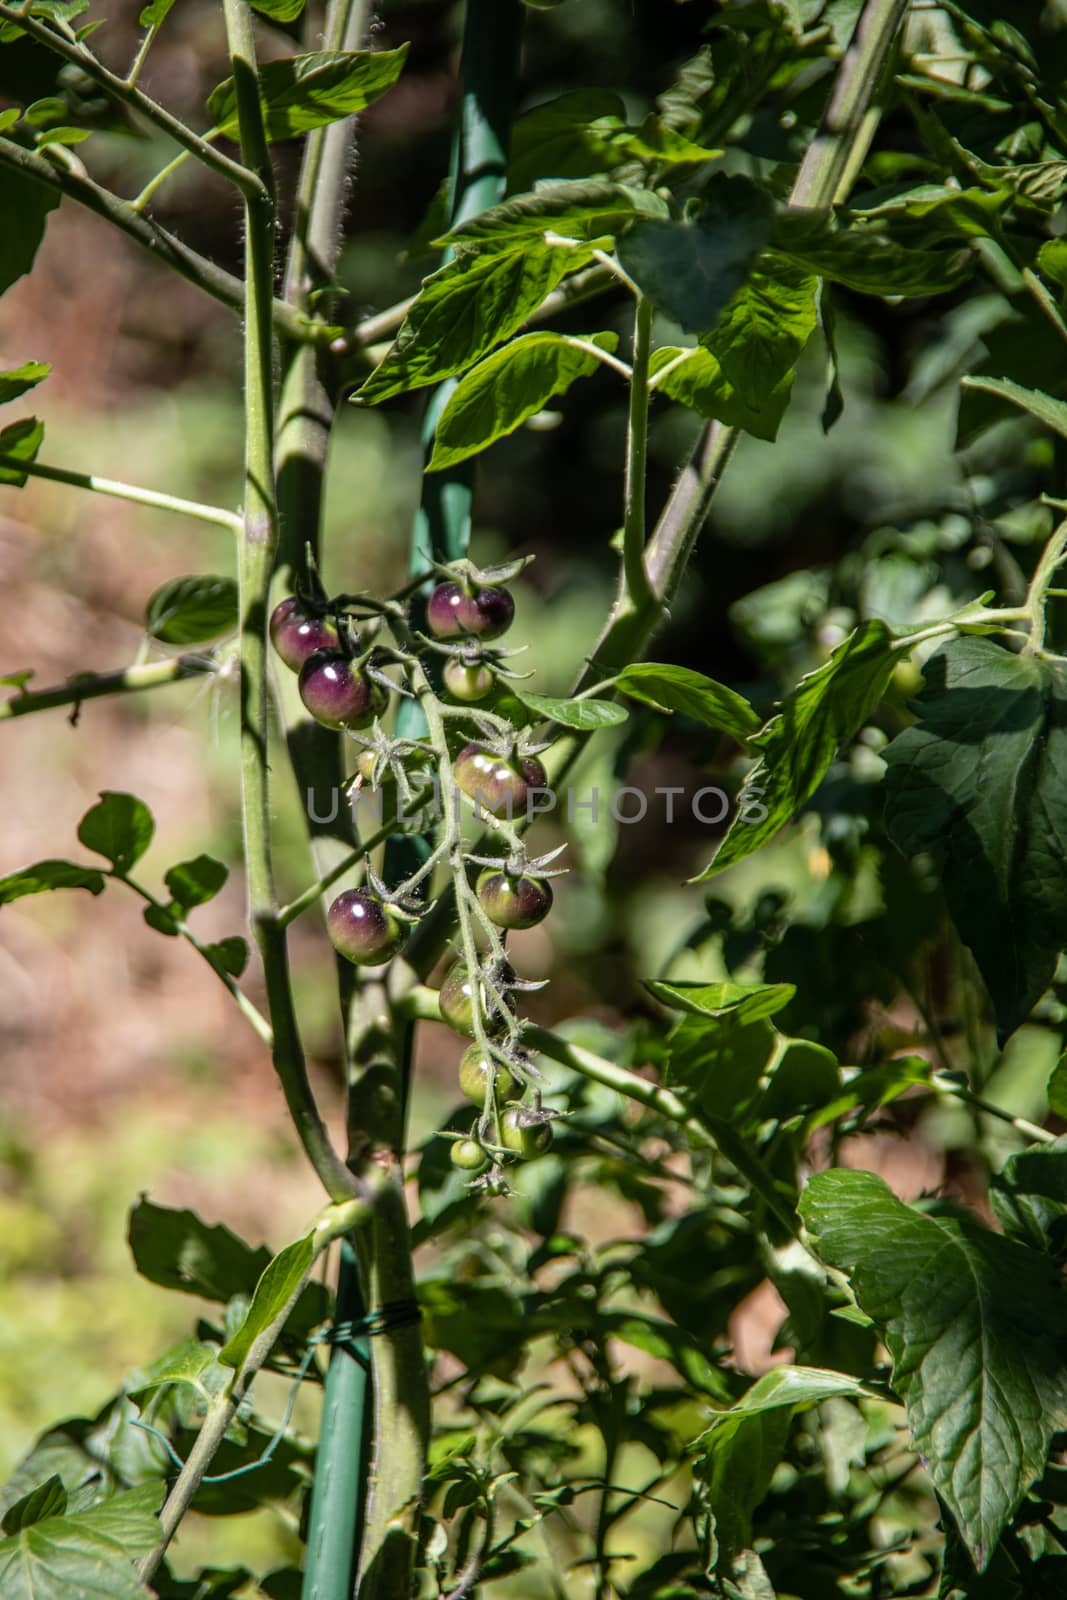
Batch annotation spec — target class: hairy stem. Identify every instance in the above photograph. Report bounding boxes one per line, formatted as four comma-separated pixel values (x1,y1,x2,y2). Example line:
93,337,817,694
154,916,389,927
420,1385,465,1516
622,295,655,613
0,654,217,722
0,2,267,200
222,0,354,1204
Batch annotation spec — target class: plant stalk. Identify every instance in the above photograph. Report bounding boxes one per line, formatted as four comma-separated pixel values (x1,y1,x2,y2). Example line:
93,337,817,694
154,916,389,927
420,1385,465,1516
0,654,217,722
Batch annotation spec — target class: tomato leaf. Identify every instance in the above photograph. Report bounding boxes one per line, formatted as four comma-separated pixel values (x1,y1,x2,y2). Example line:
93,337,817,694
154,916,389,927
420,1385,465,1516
208,46,408,140
428,331,619,471
616,662,760,740
800,1168,1067,1570
77,793,154,875
884,637,1067,1040
0,860,106,903
0,417,44,485
514,689,628,729
219,1232,317,1370
145,575,238,645
0,1483,164,1600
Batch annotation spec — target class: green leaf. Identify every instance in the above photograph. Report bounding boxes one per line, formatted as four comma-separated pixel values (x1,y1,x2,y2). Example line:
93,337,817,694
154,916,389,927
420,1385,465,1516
800,1168,1067,1569
427,331,619,471
884,637,1067,1040
0,860,106,903
667,1015,777,1123
77,793,154,875
0,1483,164,1600
691,1405,790,1567
645,979,795,1023
0,417,44,486
219,1232,317,1370
143,903,178,937
249,0,305,20
616,114,719,168
127,1338,227,1403
138,0,175,27
0,361,49,406
699,620,900,879
1049,1054,1067,1120
203,937,249,979
0,167,59,299
507,91,627,191
650,345,793,444
514,689,628,729
990,1139,1067,1257
773,209,973,296
616,175,774,335
356,242,595,406
697,1365,877,1435
145,575,238,645
128,1198,274,1302
959,375,1067,442
208,46,408,141
615,662,760,740
440,178,668,250
0,669,33,689
164,855,228,911
1,1477,67,1536
701,254,818,412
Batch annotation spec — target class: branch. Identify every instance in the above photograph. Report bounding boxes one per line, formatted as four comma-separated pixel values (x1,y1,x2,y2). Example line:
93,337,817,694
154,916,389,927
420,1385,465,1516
0,449,243,532
0,2,268,202
0,654,216,722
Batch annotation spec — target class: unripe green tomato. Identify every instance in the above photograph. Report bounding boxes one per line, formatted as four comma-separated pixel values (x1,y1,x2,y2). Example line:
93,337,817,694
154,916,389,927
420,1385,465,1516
438,961,512,1038
458,1044,520,1106
443,658,494,702
500,1106,553,1159
450,1137,489,1173
892,658,923,698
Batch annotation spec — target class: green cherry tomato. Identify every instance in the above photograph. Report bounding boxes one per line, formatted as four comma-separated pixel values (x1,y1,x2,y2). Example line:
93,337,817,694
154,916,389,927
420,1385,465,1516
500,1105,553,1159
458,1044,520,1106
450,1137,489,1173
443,658,494,702
476,868,553,930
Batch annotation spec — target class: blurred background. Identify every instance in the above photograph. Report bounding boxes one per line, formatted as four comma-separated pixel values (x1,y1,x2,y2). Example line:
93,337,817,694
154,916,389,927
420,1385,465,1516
1,0,1064,1580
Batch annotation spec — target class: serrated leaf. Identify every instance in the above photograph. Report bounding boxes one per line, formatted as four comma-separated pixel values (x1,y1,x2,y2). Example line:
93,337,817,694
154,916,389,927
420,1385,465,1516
164,855,228,911
0,361,49,406
440,178,668,250
667,1015,777,1123
208,46,408,140
884,637,1067,1040
203,936,249,979
617,174,774,335
0,417,44,486
78,793,154,875
800,1168,1067,1569
515,689,628,729
145,575,238,645
0,860,106,903
0,168,59,298
356,242,596,406
0,1483,164,1600
773,208,973,296
650,344,793,443
959,376,1067,442
128,1198,274,1302
507,91,627,191
646,979,794,1023
699,621,900,879
616,662,760,740
701,254,818,412
990,1139,1067,1257
219,1232,316,1370
428,331,619,471
2,1477,67,1536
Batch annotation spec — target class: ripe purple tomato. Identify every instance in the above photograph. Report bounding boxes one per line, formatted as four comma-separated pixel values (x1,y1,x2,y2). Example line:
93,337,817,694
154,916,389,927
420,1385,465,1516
326,889,404,966
476,868,553,930
454,744,548,818
270,597,340,672
299,651,388,731
427,582,515,642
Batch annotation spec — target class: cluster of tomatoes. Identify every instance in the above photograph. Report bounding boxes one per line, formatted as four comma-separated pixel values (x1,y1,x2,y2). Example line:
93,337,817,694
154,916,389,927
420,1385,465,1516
269,571,557,1172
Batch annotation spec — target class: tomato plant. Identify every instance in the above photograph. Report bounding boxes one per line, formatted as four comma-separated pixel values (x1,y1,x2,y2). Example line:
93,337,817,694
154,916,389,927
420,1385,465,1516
5,0,1067,1597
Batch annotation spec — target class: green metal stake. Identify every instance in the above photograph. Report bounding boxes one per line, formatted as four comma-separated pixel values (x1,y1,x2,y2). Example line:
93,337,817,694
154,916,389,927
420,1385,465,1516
386,0,525,1095
300,1240,370,1600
